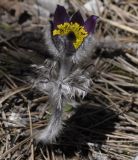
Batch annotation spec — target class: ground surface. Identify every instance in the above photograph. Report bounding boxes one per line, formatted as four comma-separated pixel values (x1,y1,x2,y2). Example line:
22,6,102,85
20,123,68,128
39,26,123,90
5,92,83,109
0,0,138,160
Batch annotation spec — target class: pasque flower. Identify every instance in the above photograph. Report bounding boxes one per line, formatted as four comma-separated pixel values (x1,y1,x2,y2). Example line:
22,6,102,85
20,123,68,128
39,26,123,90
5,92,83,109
34,5,98,144
52,5,98,49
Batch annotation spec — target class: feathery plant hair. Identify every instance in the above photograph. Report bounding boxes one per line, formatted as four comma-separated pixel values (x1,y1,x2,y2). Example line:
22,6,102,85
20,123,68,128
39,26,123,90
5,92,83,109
34,5,98,143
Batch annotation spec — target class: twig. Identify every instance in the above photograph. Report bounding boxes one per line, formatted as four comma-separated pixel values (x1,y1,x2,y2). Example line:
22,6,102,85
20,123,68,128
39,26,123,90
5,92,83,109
27,102,34,160
101,17,138,35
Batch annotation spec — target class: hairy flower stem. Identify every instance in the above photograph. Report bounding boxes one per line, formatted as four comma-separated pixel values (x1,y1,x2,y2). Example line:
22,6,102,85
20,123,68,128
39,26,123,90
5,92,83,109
38,90,63,143
58,56,72,80
37,54,73,143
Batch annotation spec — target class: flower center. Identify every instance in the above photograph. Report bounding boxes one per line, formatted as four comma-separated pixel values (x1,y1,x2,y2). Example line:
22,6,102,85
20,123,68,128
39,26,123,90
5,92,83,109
53,22,88,49
67,31,76,42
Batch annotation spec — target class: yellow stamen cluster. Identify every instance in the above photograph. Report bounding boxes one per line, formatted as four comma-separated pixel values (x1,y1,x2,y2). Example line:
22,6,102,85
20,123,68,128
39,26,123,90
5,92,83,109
53,22,88,49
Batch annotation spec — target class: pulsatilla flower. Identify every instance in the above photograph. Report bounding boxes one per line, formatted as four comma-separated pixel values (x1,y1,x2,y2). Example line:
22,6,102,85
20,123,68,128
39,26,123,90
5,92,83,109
52,5,98,49
34,5,98,144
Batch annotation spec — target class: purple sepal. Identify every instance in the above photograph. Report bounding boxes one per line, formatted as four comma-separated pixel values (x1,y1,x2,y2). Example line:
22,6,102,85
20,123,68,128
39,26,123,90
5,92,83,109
53,5,69,29
49,20,54,31
84,15,98,33
70,11,84,25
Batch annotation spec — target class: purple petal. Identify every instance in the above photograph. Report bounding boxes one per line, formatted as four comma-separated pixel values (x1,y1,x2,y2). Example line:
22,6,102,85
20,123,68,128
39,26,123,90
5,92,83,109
53,5,69,29
84,15,98,34
49,20,54,31
70,11,84,25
